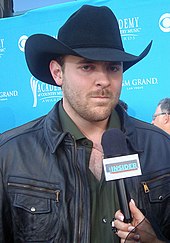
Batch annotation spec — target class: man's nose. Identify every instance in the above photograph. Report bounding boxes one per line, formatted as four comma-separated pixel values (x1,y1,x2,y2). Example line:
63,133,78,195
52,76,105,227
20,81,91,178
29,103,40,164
94,69,111,87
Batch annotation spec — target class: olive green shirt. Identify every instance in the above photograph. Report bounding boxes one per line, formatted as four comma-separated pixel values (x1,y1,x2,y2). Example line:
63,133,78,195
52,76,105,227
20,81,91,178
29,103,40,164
59,101,120,243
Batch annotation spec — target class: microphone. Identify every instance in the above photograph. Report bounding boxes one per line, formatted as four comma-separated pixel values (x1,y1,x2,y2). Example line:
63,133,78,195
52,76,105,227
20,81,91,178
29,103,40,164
101,128,133,223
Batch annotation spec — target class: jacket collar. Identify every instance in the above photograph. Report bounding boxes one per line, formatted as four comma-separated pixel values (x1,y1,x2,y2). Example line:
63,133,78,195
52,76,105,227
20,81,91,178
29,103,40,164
43,101,72,153
115,104,144,154
44,101,142,154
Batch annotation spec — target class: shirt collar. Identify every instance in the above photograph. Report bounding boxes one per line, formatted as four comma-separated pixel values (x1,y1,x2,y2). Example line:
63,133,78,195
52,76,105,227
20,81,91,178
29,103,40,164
59,101,121,141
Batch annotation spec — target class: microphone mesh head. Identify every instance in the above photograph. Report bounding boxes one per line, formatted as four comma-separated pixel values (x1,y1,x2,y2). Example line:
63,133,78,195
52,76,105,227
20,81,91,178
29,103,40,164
101,128,128,158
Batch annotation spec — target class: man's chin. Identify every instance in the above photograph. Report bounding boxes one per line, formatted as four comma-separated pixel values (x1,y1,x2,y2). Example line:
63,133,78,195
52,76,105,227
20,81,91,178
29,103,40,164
86,110,112,122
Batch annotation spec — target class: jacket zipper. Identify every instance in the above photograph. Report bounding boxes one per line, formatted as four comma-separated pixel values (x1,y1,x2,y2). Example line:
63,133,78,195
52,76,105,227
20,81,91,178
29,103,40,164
7,182,60,202
142,182,150,193
72,136,82,243
71,135,83,243
141,173,170,193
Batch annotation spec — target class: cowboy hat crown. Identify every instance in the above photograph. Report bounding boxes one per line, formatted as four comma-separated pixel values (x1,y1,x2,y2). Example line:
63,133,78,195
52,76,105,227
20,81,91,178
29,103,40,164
25,4,152,85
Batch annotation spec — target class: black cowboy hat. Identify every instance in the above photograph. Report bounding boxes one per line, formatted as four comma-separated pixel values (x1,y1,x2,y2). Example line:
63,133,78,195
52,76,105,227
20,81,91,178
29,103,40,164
25,4,152,86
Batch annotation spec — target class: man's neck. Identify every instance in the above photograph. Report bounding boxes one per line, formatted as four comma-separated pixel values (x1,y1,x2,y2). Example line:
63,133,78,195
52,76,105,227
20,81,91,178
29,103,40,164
62,104,109,143
74,119,109,144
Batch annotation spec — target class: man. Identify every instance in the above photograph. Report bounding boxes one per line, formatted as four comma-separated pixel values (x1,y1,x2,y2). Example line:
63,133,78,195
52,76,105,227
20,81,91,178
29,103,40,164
152,98,170,135
0,5,170,243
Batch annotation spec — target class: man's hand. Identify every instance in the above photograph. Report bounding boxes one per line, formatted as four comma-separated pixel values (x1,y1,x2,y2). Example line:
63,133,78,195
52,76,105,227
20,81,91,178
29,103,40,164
114,199,165,243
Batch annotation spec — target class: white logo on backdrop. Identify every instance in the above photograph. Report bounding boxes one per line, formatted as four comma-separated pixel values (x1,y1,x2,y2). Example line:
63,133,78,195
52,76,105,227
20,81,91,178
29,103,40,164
118,17,141,41
0,90,19,101
0,38,6,58
122,77,159,91
18,35,28,52
30,76,62,107
159,13,170,32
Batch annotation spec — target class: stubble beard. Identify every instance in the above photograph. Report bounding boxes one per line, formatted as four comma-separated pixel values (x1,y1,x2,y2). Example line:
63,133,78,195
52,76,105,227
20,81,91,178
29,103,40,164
62,78,120,122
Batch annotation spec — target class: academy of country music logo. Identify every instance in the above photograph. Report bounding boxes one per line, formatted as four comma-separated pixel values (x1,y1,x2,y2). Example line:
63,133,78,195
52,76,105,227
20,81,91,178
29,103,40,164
122,77,159,91
0,38,6,58
118,16,141,41
159,13,170,32
30,76,62,107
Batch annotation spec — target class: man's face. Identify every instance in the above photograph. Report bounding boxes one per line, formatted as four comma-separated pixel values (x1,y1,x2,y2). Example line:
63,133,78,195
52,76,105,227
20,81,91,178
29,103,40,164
53,55,123,123
152,105,165,130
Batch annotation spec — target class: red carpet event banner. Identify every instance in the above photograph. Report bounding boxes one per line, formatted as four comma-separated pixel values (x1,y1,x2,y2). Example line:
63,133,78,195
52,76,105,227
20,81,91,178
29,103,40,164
0,0,170,132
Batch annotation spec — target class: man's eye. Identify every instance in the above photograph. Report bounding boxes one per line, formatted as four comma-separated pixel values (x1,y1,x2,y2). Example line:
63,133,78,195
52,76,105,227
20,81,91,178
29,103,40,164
82,65,94,71
109,65,121,72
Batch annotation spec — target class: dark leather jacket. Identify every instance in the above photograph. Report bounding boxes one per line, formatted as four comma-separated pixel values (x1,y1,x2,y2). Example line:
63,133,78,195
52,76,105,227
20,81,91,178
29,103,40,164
0,102,170,242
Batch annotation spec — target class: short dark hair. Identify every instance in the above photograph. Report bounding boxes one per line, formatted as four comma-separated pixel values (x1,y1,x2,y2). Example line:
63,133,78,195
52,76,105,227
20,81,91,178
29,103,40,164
158,98,170,113
55,56,64,66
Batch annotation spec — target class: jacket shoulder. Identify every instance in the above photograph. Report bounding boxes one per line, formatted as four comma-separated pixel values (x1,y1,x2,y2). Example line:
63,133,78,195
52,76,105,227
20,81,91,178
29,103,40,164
0,115,45,147
130,116,170,139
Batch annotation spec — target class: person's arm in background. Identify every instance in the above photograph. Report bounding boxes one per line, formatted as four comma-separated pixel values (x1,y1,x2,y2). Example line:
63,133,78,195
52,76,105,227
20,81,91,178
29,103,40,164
114,199,166,243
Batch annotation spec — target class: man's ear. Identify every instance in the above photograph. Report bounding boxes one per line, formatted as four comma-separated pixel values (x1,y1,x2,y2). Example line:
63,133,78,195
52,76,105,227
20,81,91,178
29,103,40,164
164,114,169,124
49,60,63,86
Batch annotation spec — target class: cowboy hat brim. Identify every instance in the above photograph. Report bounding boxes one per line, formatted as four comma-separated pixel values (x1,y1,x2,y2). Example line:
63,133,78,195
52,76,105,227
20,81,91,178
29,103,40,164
25,34,152,86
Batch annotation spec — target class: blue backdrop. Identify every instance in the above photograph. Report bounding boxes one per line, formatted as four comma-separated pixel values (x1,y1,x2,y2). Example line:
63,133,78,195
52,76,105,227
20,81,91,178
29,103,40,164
0,0,170,133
